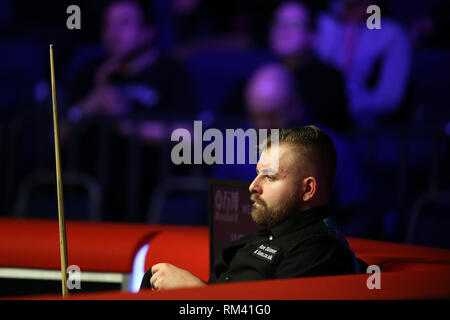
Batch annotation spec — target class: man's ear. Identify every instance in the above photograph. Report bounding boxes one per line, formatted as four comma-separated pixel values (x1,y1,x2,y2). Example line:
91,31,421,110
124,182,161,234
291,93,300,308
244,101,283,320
302,176,317,202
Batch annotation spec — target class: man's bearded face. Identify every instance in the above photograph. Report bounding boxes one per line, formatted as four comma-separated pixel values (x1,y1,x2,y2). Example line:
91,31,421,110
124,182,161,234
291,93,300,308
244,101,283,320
249,143,306,229
250,179,301,229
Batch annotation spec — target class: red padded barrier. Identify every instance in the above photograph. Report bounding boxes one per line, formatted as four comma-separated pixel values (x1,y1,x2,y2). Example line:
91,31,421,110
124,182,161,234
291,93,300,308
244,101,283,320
347,237,450,262
0,218,202,273
140,232,450,283
347,237,450,274
380,260,450,272
2,218,450,300
20,268,450,300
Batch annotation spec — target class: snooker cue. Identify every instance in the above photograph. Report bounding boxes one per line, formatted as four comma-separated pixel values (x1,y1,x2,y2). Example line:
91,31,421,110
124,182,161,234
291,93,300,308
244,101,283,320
49,44,69,297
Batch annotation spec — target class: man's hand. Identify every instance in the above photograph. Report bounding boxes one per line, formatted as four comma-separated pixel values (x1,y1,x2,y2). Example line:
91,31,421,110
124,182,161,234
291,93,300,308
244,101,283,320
77,85,126,117
95,57,124,87
97,85,127,116
150,263,206,291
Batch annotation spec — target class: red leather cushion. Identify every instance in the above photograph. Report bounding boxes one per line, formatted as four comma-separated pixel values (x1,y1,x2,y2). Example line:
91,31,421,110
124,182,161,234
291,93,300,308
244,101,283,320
380,259,450,272
0,218,190,273
21,268,450,300
347,237,450,262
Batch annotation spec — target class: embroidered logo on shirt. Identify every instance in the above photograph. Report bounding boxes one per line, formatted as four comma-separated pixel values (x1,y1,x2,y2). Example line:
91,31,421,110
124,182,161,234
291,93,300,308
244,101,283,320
251,244,280,264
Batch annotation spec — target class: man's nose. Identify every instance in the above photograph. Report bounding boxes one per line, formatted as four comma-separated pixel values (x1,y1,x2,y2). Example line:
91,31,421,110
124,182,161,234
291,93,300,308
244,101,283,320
249,175,262,194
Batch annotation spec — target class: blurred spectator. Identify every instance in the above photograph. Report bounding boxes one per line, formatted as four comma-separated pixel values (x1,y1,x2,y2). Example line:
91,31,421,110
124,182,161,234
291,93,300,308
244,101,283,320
315,0,412,127
62,0,196,221
269,1,351,132
245,63,301,130
222,1,351,132
65,0,195,143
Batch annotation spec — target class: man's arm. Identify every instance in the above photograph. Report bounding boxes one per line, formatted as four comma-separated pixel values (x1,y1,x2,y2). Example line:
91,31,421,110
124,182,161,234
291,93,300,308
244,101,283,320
348,26,411,118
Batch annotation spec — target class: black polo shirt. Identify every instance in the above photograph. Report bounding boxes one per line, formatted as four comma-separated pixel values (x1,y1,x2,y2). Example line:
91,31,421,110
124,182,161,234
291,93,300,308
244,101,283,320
207,206,359,284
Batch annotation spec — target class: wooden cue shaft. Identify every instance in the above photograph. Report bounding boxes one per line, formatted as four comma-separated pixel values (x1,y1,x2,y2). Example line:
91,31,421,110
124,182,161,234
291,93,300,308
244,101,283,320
49,44,69,297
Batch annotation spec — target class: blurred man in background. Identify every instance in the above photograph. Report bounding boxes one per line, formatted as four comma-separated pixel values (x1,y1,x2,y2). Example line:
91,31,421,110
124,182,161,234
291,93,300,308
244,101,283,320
315,0,412,127
63,0,196,222
66,0,195,141
245,63,300,130
220,1,351,132
269,0,351,132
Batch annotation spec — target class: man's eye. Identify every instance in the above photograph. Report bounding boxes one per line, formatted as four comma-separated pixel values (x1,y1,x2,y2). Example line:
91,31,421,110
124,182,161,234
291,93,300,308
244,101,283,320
265,175,275,181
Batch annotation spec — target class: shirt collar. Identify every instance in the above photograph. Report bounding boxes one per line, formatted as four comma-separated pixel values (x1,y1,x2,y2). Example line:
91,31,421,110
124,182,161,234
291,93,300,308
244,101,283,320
268,205,333,239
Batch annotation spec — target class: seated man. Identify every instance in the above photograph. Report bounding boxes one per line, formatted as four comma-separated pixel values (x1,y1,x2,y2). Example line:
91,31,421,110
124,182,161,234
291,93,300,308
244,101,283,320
141,126,360,290
65,0,195,141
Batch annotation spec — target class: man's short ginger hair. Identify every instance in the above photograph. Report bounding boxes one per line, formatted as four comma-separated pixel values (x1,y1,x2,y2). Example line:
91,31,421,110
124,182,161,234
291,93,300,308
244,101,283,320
265,125,337,194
